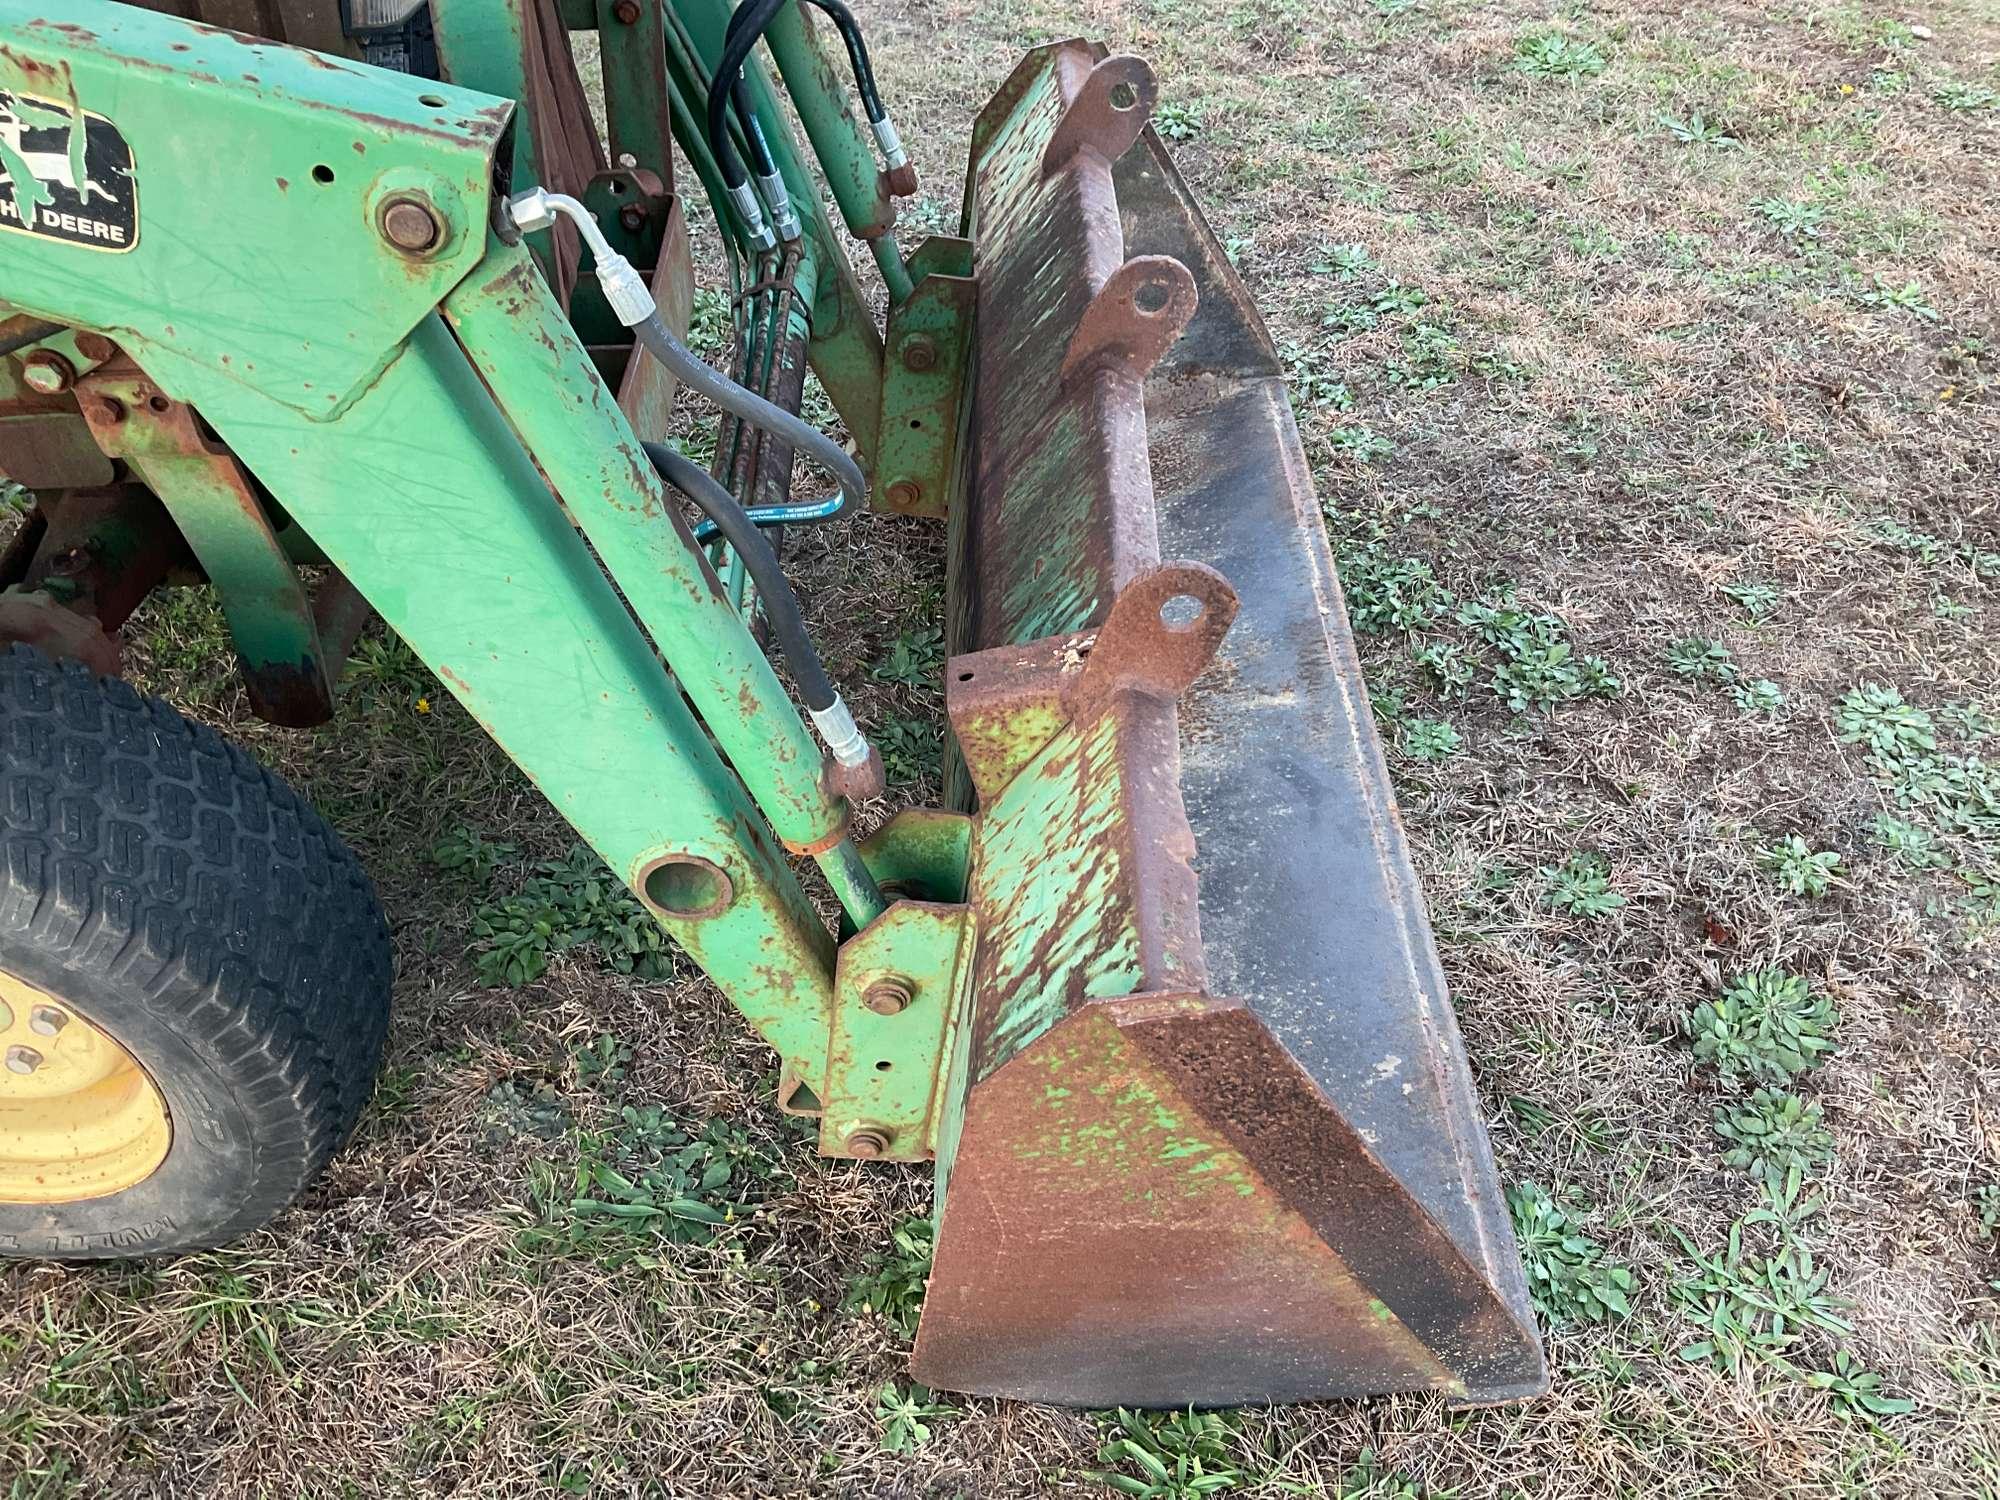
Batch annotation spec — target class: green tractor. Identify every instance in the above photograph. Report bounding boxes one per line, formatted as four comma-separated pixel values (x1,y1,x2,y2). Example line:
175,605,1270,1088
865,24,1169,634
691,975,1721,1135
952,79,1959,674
0,0,1545,1406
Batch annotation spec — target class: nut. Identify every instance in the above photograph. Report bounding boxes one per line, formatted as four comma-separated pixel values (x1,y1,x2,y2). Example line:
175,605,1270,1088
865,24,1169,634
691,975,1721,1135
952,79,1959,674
862,977,913,1016
5,1045,42,1075
612,0,641,20
900,335,937,372
19,350,75,395
885,479,923,510
89,396,125,426
843,1126,892,1159
379,196,444,254
618,203,647,233
27,1006,68,1038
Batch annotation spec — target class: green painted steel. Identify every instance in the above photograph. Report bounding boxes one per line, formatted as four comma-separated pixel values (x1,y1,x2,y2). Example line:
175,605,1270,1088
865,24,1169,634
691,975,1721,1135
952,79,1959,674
207,316,844,1090
761,1,913,304
593,0,676,185
0,6,854,1093
668,0,886,455
821,901,975,1161
873,237,975,517
440,240,852,855
0,4,506,418
82,372,333,720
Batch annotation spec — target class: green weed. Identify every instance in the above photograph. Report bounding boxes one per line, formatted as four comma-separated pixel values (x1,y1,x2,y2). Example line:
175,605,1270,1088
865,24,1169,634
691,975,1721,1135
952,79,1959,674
1758,835,1842,897
1458,599,1621,712
875,1382,959,1454
872,624,944,688
470,846,673,987
1857,275,1939,321
1667,636,1736,681
1401,719,1462,762
1087,1407,1256,1499
1413,640,1474,697
1801,1351,1915,1418
1721,580,1779,620
1156,100,1205,140
843,1216,935,1336
1507,1181,1637,1327
1687,970,1836,1086
1752,197,1825,241
1713,1090,1833,1182
877,712,942,787
1514,31,1606,79
1730,679,1787,716
1873,814,1947,868
1541,852,1627,919
1337,543,1454,634
1672,1220,1852,1372
1659,111,1739,148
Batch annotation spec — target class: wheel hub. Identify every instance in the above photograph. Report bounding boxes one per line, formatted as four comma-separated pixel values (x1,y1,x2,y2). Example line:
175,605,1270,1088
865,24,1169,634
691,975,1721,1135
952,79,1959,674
0,971,171,1204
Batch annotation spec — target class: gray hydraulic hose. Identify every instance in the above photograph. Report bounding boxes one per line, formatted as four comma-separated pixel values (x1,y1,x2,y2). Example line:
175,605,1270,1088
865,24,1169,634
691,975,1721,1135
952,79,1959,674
506,188,866,525
504,187,872,774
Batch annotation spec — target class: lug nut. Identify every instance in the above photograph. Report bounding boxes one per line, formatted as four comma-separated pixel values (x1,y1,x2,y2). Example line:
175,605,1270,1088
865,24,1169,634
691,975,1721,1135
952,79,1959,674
19,351,75,395
5,1045,42,1075
379,197,445,254
843,1125,892,1159
862,977,913,1016
27,1006,68,1037
885,479,923,509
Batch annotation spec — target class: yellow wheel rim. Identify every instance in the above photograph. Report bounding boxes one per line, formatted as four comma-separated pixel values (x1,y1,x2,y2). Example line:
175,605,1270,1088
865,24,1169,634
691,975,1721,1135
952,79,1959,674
0,969,171,1203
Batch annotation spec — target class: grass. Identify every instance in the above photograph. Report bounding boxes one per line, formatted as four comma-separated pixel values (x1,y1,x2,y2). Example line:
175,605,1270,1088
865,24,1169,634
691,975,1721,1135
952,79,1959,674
4,0,1999,1493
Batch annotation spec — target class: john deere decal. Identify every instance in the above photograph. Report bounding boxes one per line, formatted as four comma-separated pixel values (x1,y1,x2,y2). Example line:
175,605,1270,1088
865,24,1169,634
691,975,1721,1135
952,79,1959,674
0,88,137,252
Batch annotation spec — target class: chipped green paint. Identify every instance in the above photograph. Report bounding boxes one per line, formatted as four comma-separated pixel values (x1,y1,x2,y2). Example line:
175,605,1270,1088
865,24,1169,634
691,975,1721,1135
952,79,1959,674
968,710,1143,1080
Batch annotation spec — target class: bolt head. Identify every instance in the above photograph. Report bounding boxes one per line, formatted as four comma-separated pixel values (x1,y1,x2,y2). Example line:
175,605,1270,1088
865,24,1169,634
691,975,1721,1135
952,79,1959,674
619,203,647,232
843,1126,892,1159
863,978,913,1016
20,351,75,395
380,197,444,254
90,396,125,426
612,0,641,21
901,335,938,372
74,332,115,364
5,1045,42,1075
27,1006,68,1038
885,479,923,510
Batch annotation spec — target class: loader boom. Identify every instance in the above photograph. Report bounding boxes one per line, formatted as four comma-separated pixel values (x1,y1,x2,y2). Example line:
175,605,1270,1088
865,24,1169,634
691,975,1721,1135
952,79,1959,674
0,0,1546,1405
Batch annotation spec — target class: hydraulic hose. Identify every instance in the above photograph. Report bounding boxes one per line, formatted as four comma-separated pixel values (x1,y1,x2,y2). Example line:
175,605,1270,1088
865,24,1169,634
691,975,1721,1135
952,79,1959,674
503,187,874,775
508,189,866,528
644,442,833,710
709,0,786,191
802,0,884,123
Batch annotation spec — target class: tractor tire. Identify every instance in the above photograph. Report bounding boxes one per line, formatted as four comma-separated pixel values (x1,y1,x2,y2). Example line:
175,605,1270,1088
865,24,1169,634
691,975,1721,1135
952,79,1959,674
0,644,391,1257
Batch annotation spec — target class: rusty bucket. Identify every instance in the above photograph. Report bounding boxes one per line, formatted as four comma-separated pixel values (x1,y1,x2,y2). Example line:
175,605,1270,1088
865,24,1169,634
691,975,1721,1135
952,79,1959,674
912,40,1547,1407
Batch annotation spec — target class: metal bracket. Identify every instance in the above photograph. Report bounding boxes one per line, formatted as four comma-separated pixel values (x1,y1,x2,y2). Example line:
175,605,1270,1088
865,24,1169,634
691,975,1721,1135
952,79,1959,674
1065,561,1238,722
874,236,977,518
1060,255,1198,388
1042,54,1157,178
820,900,976,1162
77,368,367,727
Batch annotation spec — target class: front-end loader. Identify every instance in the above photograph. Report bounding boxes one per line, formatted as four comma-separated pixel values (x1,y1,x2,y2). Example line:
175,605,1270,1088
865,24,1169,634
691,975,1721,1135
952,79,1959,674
0,0,1546,1406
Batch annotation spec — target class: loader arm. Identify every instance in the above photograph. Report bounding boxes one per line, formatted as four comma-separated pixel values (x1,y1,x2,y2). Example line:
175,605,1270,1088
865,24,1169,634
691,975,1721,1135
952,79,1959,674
0,0,1546,1406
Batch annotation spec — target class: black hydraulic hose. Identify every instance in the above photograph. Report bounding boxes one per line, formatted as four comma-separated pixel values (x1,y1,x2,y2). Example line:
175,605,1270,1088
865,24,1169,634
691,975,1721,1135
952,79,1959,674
643,441,837,712
802,0,884,121
709,0,786,188
730,75,778,179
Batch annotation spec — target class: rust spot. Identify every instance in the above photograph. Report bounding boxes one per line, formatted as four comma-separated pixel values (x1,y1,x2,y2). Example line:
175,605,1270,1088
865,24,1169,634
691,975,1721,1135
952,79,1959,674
274,177,289,193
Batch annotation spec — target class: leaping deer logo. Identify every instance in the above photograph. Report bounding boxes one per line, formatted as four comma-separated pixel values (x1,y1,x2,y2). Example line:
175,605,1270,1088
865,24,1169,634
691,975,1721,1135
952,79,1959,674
0,90,120,231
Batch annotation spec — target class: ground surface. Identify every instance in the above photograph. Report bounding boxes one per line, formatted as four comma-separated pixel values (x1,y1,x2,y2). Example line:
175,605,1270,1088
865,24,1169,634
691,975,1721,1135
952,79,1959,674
4,0,2000,1495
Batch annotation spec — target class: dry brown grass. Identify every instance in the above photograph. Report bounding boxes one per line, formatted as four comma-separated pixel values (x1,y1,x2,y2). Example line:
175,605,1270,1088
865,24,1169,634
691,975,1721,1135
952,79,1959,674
5,0,2000,1495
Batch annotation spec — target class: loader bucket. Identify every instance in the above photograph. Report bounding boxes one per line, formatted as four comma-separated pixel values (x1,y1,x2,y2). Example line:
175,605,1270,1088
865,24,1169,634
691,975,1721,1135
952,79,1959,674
913,41,1548,1407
